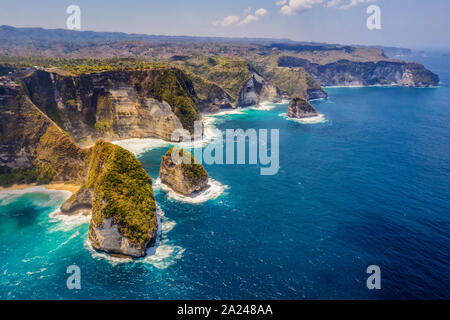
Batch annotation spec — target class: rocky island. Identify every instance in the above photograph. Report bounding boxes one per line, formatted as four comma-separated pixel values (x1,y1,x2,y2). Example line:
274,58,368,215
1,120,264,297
0,85,157,258
286,97,320,119
159,147,209,196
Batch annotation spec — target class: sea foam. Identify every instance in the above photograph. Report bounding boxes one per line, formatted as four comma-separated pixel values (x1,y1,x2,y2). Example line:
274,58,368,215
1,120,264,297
154,177,227,204
278,112,327,124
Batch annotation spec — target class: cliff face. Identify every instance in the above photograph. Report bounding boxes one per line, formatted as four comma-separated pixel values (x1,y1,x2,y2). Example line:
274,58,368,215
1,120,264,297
159,147,209,196
65,140,158,258
0,86,89,186
174,56,285,111
286,97,319,119
22,68,200,146
278,56,439,87
0,87,158,258
249,55,328,101
238,71,281,107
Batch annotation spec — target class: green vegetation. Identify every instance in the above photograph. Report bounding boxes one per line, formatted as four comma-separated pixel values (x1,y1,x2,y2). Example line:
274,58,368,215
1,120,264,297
0,56,167,76
167,147,208,184
250,54,322,98
0,168,39,186
173,55,252,101
87,141,157,246
138,68,200,133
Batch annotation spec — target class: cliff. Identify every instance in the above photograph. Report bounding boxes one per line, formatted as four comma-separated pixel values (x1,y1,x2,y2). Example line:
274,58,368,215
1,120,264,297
0,86,89,186
159,147,209,196
238,71,281,107
21,67,200,146
82,141,157,258
249,55,328,101
278,56,439,87
0,87,158,258
286,97,319,119
173,56,283,111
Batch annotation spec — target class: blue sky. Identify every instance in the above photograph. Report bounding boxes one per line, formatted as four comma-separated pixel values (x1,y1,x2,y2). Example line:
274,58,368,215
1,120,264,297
0,0,449,49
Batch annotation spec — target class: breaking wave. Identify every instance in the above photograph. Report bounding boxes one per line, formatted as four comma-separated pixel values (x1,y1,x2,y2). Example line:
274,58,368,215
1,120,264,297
154,178,227,204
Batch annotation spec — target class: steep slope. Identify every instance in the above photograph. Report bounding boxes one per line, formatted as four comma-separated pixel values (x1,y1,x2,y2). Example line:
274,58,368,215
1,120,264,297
0,87,158,258
84,141,158,258
21,67,200,146
0,86,89,186
278,56,439,87
159,147,209,196
286,97,319,119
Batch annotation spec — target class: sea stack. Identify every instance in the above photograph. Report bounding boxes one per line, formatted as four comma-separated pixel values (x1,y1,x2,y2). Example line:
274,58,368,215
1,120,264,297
286,97,319,119
73,140,158,258
159,147,209,196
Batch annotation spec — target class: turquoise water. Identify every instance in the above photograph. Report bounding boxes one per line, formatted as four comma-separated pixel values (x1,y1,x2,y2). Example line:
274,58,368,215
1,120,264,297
0,53,449,299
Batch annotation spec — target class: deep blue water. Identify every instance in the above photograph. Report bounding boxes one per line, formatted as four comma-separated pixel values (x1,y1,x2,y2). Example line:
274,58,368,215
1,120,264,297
0,52,449,299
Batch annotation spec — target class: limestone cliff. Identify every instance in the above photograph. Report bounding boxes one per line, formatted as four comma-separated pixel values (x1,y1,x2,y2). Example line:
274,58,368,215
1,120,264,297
0,87,158,258
21,68,200,146
278,56,439,87
83,141,158,258
0,86,89,186
159,147,209,196
237,71,281,107
286,97,319,119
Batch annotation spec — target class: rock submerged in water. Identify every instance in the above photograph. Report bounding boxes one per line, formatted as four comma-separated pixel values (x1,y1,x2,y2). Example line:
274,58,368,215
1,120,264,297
286,97,319,119
159,147,209,196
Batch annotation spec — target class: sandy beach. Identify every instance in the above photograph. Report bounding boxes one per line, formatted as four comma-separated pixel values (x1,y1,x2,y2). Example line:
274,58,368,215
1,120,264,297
0,183,80,194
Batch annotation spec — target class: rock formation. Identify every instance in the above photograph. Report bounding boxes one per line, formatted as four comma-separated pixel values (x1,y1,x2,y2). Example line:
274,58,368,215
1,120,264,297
0,87,158,258
238,71,281,107
278,56,439,87
286,97,319,119
85,141,158,258
159,147,209,196
21,68,200,146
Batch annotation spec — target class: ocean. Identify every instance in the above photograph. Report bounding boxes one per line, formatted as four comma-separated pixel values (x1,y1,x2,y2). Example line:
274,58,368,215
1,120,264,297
0,52,449,299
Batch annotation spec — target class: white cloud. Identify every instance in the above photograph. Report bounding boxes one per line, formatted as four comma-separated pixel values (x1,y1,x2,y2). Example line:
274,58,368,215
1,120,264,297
339,0,378,9
326,0,341,7
213,15,241,27
280,0,324,16
240,15,259,25
255,8,268,16
276,0,287,6
214,8,269,27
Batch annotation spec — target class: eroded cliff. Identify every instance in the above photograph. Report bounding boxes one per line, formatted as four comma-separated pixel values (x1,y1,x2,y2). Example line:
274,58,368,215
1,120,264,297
21,68,200,146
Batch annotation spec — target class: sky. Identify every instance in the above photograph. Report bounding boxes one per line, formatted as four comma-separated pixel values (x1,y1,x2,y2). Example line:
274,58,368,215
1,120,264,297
0,0,449,50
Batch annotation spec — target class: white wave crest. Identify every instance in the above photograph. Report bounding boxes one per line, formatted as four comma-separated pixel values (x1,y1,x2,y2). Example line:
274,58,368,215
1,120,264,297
154,177,227,204
0,186,72,206
48,209,91,232
279,112,327,124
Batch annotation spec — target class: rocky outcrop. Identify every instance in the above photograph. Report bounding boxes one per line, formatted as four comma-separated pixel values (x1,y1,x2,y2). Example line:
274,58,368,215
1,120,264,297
81,140,158,258
286,97,319,119
278,56,439,87
21,68,200,146
0,86,89,186
0,87,158,258
238,71,281,107
60,186,93,215
159,147,209,196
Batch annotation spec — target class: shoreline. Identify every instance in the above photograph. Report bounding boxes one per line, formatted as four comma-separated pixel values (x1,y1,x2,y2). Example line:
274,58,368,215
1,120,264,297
0,183,80,194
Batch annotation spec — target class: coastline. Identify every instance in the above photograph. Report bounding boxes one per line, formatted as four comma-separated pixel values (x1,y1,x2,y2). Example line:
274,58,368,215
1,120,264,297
0,183,80,194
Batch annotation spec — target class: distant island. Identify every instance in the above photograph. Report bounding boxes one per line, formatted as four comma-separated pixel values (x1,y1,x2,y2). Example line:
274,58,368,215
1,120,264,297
0,26,440,258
